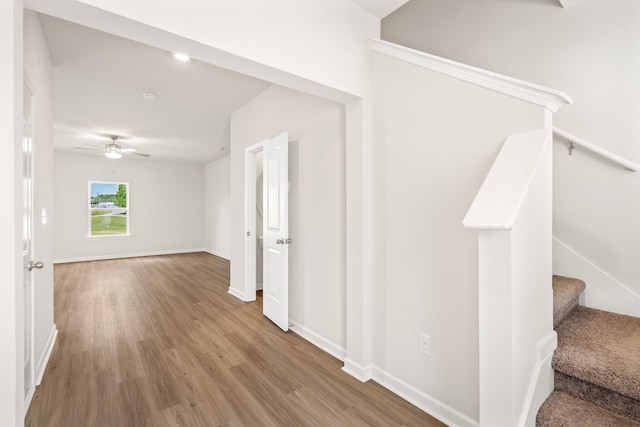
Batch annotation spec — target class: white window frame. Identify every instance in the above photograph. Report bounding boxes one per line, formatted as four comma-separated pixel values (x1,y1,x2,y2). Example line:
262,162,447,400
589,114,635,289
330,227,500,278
88,180,131,238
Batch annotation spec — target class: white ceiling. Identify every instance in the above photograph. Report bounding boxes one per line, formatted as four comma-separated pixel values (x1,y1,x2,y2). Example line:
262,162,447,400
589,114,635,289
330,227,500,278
39,1,409,164
39,14,271,164
349,0,410,18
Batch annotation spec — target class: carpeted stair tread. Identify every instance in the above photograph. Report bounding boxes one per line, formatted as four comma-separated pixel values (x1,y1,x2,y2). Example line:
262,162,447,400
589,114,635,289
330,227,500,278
555,371,640,422
553,306,640,401
537,390,640,426
552,275,585,329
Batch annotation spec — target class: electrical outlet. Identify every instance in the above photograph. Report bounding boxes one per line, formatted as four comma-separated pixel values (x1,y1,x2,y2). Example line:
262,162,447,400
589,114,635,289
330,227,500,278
419,333,431,357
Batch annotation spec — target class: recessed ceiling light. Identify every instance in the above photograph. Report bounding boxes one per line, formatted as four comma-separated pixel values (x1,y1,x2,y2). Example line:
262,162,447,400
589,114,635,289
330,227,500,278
173,52,190,62
142,92,156,102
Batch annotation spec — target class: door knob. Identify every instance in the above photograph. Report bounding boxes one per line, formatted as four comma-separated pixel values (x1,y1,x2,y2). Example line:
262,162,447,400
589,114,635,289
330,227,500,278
27,261,44,271
276,239,284,245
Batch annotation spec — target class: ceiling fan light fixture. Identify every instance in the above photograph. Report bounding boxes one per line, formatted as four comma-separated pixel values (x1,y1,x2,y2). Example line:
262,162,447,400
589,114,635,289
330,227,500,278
142,92,156,102
105,150,121,159
75,135,149,158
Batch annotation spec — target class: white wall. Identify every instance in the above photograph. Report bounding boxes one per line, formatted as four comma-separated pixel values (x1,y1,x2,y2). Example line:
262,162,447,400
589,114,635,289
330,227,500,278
382,0,640,313
24,10,57,393
204,155,231,260
552,143,640,312
382,0,640,155
54,152,205,262
553,234,640,318
230,85,346,353
370,51,545,425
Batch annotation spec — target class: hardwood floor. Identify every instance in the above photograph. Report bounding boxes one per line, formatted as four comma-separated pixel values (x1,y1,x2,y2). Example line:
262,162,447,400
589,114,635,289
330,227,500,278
26,252,445,426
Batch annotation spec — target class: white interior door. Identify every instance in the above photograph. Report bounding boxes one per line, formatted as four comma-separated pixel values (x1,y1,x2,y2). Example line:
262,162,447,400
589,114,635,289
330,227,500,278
262,132,289,331
23,82,35,402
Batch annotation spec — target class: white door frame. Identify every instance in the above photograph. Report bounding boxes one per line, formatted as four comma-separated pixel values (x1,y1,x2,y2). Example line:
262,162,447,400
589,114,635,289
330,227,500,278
243,140,265,301
23,75,36,411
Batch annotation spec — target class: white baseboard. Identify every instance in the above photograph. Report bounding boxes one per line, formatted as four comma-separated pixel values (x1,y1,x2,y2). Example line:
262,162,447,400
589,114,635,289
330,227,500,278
289,322,346,361
287,322,469,427
36,324,58,385
204,249,231,260
371,366,479,427
227,286,246,301
54,248,207,264
341,358,373,382
24,387,35,416
25,324,57,415
256,282,263,291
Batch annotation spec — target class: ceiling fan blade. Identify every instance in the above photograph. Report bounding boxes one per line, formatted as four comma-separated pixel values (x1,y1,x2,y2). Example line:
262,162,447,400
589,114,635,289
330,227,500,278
73,146,102,151
72,136,150,158
82,142,105,149
125,151,151,157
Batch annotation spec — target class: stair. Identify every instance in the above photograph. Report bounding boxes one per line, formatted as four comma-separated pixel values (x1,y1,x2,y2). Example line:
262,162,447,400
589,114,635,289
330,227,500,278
551,275,585,328
537,275,640,426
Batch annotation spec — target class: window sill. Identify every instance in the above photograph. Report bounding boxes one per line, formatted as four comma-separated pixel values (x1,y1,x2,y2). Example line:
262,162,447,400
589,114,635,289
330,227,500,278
86,234,132,240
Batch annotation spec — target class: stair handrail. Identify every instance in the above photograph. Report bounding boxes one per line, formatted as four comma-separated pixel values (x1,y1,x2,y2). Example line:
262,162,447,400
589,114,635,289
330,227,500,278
553,127,640,172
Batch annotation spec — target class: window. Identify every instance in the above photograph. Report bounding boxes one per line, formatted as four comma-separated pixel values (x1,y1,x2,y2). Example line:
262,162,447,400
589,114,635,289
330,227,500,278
88,181,129,237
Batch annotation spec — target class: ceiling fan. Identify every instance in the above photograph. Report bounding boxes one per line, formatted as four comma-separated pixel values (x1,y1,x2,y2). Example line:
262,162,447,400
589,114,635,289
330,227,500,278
74,135,150,159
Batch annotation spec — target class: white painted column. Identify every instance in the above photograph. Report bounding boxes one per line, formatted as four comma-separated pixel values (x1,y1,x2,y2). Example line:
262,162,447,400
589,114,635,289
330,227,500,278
478,230,516,425
343,98,373,380
465,130,555,426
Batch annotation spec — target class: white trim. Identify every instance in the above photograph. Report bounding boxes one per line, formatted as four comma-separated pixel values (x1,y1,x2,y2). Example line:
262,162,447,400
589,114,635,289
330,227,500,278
371,366,479,427
341,358,373,382
289,322,346,361
553,127,640,172
35,324,57,385
291,320,480,427
53,248,207,264
244,141,264,303
519,331,557,427
464,129,550,229
557,0,582,8
227,286,246,301
86,233,132,239
24,388,34,417
23,76,37,414
368,39,572,113
204,249,230,260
